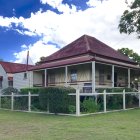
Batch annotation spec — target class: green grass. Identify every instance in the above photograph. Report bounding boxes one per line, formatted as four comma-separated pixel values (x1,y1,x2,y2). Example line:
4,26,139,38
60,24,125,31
0,109,140,140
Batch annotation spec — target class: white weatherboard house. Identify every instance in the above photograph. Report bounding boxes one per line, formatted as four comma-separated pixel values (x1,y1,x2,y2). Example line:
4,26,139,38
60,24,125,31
29,35,140,92
0,61,33,91
0,35,140,92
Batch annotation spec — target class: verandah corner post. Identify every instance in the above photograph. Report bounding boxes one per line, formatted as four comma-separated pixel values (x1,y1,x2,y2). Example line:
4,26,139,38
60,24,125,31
103,90,106,112
76,89,80,116
92,61,95,93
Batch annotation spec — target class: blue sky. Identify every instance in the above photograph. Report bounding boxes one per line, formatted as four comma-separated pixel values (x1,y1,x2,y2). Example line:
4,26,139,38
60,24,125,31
0,0,139,64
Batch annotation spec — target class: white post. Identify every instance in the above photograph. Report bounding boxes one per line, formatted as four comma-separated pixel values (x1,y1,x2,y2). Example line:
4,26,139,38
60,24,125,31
123,89,126,110
28,91,31,112
76,89,80,116
65,66,68,87
44,69,47,87
92,61,96,93
139,91,140,108
112,65,114,88
103,90,106,112
11,92,14,111
128,68,130,88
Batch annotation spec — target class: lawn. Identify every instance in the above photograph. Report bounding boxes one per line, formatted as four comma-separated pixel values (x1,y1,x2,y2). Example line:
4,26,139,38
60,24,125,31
0,109,140,140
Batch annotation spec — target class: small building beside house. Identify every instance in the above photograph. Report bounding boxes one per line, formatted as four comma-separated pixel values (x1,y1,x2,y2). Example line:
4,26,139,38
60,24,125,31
0,61,33,91
29,35,140,92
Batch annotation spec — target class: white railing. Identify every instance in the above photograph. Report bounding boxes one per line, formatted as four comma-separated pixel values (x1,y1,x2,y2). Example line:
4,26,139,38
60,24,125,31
0,92,39,112
69,89,140,116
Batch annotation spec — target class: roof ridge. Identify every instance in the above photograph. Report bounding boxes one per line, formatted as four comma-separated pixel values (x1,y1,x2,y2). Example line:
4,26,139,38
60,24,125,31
84,35,91,52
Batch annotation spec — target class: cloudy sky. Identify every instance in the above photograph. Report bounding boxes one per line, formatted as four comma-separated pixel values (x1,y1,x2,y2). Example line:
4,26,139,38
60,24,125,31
0,0,139,64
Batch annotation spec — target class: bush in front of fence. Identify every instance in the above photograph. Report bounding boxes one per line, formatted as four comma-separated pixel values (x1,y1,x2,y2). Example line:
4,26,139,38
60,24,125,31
39,87,76,114
20,87,42,111
81,97,100,113
95,87,135,93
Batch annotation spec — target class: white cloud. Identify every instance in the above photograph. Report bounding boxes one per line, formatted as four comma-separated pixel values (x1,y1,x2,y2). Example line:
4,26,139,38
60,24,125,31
0,0,139,63
14,40,59,64
40,0,63,8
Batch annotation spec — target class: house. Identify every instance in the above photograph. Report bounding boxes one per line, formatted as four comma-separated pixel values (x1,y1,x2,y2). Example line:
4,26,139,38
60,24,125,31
29,35,140,92
0,61,33,91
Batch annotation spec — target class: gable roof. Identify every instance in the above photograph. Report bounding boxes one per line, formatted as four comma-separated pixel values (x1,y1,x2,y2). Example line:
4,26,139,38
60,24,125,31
39,35,136,65
0,61,33,73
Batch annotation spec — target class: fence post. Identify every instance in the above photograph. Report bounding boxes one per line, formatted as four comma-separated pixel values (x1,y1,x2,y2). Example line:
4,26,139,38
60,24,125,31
123,89,126,110
76,89,80,116
103,90,106,113
139,91,140,108
28,91,31,112
0,93,1,108
11,92,14,111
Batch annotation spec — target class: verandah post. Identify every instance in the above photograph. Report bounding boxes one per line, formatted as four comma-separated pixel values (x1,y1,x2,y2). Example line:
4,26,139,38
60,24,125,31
11,92,14,111
92,61,95,93
76,89,80,116
123,89,126,110
103,90,106,112
28,91,31,112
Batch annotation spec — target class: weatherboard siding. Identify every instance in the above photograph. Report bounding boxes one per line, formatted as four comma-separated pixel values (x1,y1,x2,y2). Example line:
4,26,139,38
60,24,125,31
0,64,9,92
13,71,33,90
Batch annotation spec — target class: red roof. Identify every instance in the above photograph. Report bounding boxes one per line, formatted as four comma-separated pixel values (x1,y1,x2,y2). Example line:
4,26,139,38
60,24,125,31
40,35,137,65
30,55,93,70
0,61,34,73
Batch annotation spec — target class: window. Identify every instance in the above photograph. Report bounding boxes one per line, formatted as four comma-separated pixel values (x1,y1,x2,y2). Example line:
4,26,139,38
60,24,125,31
8,80,13,87
50,73,55,84
8,77,13,87
0,76,3,88
70,69,77,82
24,72,27,79
0,81,2,88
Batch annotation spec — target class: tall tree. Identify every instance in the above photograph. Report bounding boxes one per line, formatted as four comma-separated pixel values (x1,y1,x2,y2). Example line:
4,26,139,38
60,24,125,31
118,48,140,64
119,0,140,38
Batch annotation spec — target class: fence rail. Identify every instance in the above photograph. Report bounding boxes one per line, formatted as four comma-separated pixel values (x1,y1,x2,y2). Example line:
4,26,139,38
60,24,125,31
0,89,140,117
69,89,140,116
0,92,39,112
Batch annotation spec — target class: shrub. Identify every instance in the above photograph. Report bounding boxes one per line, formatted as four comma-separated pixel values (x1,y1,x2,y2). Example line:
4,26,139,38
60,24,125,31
39,86,76,114
1,97,11,109
20,87,42,94
81,97,100,113
2,87,19,95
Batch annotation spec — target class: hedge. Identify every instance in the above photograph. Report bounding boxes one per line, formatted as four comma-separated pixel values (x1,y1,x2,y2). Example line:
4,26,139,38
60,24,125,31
20,86,76,114
39,87,76,114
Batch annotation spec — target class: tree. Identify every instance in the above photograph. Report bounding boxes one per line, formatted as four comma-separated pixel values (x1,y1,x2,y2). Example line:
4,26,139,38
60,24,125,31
118,48,140,64
118,0,140,38
35,56,46,65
